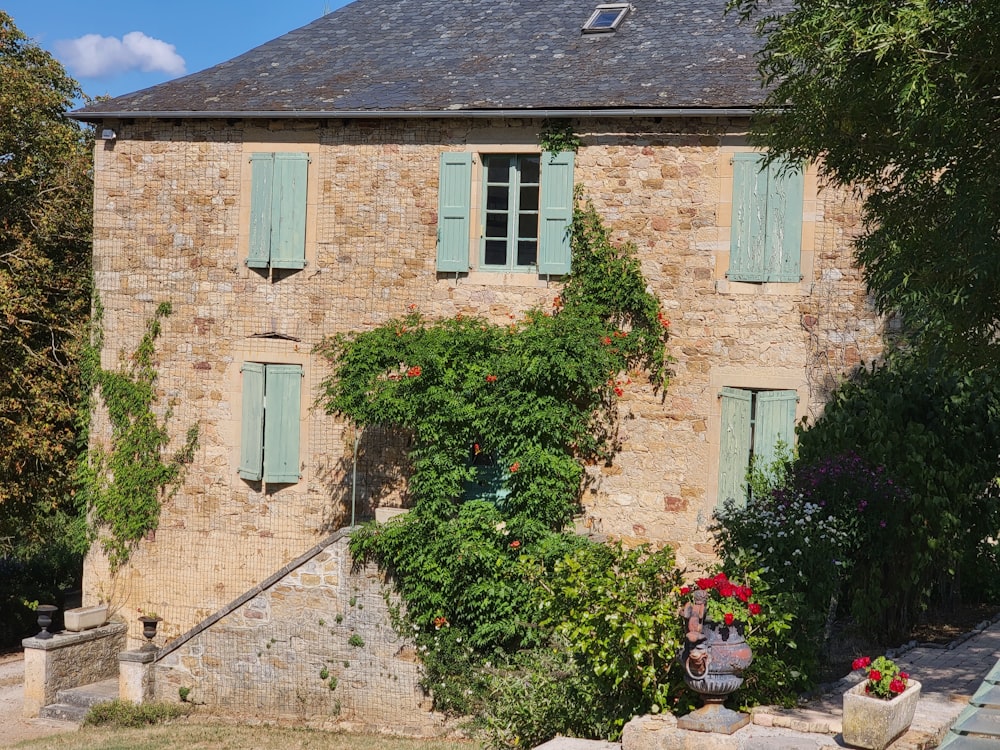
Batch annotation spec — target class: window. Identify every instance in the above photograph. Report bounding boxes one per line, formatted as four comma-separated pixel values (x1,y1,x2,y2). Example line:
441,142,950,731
717,387,797,507
462,452,512,507
582,3,631,33
239,363,302,483
728,153,804,283
436,150,575,275
247,152,309,270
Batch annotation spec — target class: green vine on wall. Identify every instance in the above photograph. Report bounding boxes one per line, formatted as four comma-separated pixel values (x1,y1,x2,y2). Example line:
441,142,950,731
77,300,198,570
539,119,581,154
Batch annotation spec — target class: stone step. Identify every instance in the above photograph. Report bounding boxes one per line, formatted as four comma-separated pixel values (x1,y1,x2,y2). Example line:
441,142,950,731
38,677,119,724
38,702,91,723
53,677,118,708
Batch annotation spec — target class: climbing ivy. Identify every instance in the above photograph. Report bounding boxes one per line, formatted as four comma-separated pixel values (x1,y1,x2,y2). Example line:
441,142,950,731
539,119,581,154
76,301,198,570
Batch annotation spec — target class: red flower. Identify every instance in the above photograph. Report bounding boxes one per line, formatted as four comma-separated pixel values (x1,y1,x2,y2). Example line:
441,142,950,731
614,386,624,397
509,540,521,549
695,577,715,591
486,374,498,383
680,586,691,595
724,612,735,626
657,312,671,328
406,365,421,377
889,679,906,694
601,336,612,346
433,616,449,629
473,443,481,455
718,581,735,598
899,672,909,681
510,462,520,473
748,602,762,616
869,669,882,682
852,656,871,671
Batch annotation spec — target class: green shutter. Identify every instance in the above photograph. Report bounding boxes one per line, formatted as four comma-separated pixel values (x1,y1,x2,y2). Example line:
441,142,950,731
763,160,804,282
462,461,512,507
262,364,302,484
270,153,309,270
538,150,574,275
437,152,472,272
752,389,798,472
729,153,769,282
718,387,752,508
248,153,275,269
239,362,265,481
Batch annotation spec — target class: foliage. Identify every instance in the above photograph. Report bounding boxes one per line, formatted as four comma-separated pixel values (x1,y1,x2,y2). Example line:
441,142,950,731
0,12,92,560
84,700,191,728
851,656,911,700
321,197,678,743
539,120,581,154
726,0,1000,366
531,543,689,731
77,302,199,570
715,354,1000,643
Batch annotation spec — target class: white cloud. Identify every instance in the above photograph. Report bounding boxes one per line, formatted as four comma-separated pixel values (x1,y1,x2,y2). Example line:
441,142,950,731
55,31,186,79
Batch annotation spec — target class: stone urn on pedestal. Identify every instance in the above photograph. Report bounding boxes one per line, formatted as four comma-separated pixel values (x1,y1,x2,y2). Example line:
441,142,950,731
677,581,754,734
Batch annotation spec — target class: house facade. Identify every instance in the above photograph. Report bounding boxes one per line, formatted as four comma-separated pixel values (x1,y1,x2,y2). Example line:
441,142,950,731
73,0,885,646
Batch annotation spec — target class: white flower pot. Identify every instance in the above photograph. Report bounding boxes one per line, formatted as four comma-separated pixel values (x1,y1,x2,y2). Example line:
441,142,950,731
842,679,921,750
63,604,109,632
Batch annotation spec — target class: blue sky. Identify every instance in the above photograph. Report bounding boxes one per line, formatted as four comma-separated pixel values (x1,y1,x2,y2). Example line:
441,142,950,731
6,1,352,100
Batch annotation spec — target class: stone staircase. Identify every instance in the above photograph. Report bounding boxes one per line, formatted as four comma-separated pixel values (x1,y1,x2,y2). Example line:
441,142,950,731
38,678,118,724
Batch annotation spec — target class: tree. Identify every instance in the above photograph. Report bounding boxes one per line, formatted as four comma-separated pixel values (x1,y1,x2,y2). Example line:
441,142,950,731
727,0,1000,365
0,12,92,554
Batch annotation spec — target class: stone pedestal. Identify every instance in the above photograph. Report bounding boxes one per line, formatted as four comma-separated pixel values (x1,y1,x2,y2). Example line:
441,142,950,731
677,702,751,734
22,622,126,717
119,649,157,704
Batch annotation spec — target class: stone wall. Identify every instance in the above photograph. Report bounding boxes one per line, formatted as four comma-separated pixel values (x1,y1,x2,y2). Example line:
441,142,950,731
84,116,885,637
22,623,126,717
150,531,446,734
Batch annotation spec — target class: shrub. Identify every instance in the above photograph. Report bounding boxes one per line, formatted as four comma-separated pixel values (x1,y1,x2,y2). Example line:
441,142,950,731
84,700,190,727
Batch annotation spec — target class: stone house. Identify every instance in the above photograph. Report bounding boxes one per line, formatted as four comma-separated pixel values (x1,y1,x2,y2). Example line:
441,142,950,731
71,0,884,656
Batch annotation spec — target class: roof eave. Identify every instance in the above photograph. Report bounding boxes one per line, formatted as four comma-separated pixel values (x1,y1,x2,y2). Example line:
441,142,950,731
69,106,760,123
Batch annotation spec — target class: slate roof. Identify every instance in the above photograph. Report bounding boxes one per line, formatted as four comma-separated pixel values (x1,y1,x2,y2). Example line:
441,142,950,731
72,0,771,120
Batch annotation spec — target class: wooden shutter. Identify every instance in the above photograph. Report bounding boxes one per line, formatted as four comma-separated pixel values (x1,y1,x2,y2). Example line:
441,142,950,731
763,160,804,282
247,153,275,269
436,152,472,272
729,153,770,282
718,387,752,508
752,389,798,471
262,364,302,484
239,362,265,481
538,150,575,275
270,153,309,269
463,461,511,507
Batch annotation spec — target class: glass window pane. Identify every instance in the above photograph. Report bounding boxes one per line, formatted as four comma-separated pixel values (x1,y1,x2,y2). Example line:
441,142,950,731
519,186,539,211
517,213,538,240
486,185,509,211
485,212,508,238
519,155,540,184
517,240,537,267
484,240,508,266
486,157,512,184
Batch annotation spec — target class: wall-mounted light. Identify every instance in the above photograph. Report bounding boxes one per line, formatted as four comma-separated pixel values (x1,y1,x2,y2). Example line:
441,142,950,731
101,128,117,141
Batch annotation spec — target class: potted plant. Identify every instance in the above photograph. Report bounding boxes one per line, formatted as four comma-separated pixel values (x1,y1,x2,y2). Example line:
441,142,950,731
676,572,760,733
842,655,921,750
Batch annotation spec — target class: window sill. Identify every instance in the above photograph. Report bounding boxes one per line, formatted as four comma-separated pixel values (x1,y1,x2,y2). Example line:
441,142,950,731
715,279,811,297
455,271,555,288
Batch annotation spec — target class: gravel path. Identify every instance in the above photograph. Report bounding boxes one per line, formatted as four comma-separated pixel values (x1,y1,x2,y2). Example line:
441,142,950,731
0,652,78,747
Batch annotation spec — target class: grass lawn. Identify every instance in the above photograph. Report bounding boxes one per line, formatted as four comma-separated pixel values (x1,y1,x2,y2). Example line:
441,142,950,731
12,722,480,750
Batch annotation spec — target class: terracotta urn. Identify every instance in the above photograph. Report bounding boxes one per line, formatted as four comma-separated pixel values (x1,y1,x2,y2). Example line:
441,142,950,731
842,679,921,750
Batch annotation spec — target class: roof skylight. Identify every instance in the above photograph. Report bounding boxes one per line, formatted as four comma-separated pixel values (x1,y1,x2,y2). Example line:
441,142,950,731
582,3,632,33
